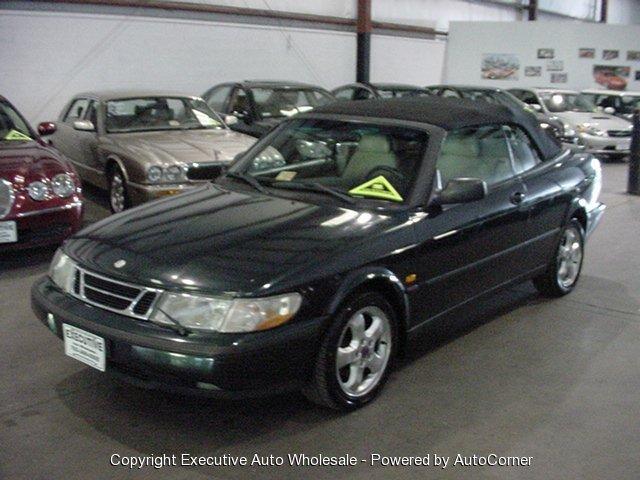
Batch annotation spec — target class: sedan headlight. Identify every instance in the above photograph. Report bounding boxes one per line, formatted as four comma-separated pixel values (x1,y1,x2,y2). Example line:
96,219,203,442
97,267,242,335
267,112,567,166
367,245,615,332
147,166,163,183
51,173,75,198
151,291,302,332
577,124,605,136
49,249,77,293
27,181,50,201
163,165,184,182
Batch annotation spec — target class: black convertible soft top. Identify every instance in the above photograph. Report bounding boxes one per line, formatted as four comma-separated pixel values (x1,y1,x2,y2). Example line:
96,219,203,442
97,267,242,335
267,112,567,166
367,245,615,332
313,96,562,161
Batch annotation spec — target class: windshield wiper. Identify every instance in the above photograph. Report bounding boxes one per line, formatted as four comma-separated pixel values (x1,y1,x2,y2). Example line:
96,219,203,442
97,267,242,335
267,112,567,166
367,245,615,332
267,180,356,205
225,172,269,194
154,307,192,336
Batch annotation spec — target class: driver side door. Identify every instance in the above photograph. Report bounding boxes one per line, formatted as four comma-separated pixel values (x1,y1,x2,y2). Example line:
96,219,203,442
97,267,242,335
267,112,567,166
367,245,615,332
409,125,529,326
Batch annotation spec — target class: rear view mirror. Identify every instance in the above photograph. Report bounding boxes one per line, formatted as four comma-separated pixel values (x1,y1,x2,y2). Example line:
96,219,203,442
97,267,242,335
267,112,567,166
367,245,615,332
38,122,56,136
435,178,487,205
603,106,615,114
73,120,95,132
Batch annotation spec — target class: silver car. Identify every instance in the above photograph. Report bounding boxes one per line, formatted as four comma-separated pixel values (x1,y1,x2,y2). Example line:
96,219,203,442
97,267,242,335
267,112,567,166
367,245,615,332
38,91,257,212
509,88,632,159
581,89,640,121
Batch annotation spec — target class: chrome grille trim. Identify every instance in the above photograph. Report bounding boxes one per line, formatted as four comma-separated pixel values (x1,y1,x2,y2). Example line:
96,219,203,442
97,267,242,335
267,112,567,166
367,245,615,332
607,130,631,138
0,179,15,219
70,266,161,320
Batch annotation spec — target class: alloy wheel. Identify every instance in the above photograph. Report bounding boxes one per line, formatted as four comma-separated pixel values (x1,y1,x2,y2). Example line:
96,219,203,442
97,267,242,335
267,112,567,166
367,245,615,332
557,226,582,289
110,171,126,213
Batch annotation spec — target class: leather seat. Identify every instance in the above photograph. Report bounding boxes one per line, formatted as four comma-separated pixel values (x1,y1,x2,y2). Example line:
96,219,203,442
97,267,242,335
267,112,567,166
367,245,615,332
342,134,398,186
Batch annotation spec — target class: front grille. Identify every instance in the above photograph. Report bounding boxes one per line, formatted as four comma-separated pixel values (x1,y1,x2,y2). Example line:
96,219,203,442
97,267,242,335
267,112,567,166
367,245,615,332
187,163,225,181
0,179,15,219
72,267,160,320
608,130,631,137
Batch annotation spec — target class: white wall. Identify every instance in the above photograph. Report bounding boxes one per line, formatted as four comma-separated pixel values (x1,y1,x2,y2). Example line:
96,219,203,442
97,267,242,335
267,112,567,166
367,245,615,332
445,21,640,91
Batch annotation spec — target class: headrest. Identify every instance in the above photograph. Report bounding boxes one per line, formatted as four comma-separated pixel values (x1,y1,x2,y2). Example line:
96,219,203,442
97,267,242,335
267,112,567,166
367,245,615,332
358,134,391,153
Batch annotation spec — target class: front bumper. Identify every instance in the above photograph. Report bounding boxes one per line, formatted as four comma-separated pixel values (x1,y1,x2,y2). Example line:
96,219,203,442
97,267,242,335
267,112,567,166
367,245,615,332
579,133,630,155
31,277,325,397
127,182,201,207
1,200,83,251
585,202,606,239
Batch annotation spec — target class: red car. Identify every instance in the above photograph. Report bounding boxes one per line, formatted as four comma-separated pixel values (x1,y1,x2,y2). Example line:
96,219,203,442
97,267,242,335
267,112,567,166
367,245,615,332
0,97,83,250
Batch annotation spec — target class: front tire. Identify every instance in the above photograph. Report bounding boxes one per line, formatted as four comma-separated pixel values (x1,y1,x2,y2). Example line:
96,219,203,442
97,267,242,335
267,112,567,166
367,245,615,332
533,219,584,297
108,166,130,214
303,292,396,410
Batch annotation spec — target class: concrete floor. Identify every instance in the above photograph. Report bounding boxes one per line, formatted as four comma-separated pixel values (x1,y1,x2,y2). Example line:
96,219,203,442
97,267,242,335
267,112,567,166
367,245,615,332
1,163,639,480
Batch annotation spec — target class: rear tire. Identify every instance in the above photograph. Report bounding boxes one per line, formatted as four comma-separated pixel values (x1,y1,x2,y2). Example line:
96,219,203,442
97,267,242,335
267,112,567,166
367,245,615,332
108,166,130,214
533,219,584,297
302,292,396,410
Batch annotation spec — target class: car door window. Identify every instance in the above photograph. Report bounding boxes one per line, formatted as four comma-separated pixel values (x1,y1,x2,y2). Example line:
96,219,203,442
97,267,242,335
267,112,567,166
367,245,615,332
506,126,541,174
64,99,89,122
204,85,233,112
437,125,515,188
354,88,374,100
334,88,355,101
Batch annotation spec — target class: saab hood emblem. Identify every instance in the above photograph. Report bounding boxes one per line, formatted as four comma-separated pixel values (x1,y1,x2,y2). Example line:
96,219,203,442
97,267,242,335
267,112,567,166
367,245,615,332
114,259,127,269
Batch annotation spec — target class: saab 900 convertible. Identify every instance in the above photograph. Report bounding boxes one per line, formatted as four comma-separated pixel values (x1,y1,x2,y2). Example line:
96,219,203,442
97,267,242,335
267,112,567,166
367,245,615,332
32,97,604,410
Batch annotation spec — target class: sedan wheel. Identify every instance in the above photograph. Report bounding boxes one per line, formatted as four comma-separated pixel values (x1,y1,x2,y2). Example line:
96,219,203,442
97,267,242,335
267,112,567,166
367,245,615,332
533,219,584,297
303,292,396,410
109,168,129,213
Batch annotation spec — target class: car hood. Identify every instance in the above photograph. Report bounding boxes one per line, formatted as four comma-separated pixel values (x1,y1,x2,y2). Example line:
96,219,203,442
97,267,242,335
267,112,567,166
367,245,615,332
66,184,409,295
554,111,632,130
0,140,69,183
109,129,256,166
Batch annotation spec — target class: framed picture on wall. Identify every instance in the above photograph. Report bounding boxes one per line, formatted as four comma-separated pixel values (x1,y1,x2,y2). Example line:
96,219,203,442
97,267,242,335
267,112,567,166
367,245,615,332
627,51,640,61
546,60,564,71
603,49,619,60
579,48,595,58
524,66,542,77
481,53,520,80
550,73,567,83
593,65,630,90
537,48,554,59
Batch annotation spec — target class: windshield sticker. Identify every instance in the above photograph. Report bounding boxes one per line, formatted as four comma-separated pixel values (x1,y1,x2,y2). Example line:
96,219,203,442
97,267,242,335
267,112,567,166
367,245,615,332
348,176,403,202
275,171,297,181
4,129,32,141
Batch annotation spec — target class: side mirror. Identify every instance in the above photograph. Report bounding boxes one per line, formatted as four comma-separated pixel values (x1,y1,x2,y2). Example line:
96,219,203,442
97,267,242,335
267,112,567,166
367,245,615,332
531,103,542,112
434,178,487,205
37,122,57,136
604,106,615,114
224,114,238,126
73,120,95,132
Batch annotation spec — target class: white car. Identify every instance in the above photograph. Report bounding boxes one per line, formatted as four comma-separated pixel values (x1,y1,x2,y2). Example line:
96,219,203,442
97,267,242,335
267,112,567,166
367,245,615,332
581,89,640,121
509,88,632,159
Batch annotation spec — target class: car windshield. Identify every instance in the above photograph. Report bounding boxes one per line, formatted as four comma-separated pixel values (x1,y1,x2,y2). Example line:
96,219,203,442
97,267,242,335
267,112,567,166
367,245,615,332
620,95,640,113
251,88,333,119
377,88,431,98
232,118,429,204
0,100,34,142
105,97,224,133
540,93,596,113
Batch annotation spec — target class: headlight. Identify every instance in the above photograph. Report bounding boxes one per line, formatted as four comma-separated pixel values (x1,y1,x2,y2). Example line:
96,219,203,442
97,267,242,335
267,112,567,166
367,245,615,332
147,166,163,183
27,181,50,201
151,292,302,332
51,173,75,198
163,165,184,182
49,249,77,293
577,124,605,136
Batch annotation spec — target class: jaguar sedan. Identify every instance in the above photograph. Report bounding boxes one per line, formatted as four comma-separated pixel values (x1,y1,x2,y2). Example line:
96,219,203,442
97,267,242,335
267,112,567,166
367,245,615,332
32,97,604,410
39,91,256,213
0,96,82,250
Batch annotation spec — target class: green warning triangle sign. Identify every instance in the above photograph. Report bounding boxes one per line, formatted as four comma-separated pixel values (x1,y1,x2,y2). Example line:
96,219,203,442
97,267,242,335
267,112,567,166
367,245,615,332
348,175,404,202
4,129,32,141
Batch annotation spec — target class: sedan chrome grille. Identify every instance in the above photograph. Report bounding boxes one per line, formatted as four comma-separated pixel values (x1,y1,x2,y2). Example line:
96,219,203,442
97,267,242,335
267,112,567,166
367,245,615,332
186,163,224,181
607,130,631,138
71,267,160,320
0,179,15,219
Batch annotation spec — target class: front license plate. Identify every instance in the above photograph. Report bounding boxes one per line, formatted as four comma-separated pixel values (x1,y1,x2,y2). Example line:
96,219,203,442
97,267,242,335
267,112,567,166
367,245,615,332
616,142,630,151
63,323,106,372
0,221,17,244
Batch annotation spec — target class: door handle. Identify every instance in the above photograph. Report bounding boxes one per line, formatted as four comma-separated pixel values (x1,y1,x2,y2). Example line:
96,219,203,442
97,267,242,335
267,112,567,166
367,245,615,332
510,191,526,205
